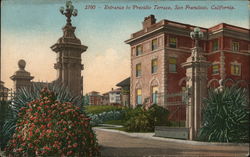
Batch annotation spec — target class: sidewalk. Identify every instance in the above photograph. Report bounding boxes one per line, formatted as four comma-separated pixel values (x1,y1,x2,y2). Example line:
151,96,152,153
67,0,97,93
94,126,249,147
95,127,249,157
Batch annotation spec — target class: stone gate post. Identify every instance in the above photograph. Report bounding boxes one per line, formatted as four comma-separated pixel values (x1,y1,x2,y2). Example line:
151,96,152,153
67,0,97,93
182,27,210,140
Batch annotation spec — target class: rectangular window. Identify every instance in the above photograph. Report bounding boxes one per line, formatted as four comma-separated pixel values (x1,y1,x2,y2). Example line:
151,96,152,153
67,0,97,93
152,86,158,104
169,37,177,48
169,57,177,73
151,59,158,74
232,42,239,52
152,39,158,51
136,63,141,77
231,64,241,76
212,64,219,75
136,45,143,56
212,39,219,51
136,89,142,105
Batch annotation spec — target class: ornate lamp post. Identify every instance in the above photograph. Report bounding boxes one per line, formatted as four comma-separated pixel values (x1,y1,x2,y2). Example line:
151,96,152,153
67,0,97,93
51,0,87,96
182,27,210,140
190,27,204,46
60,0,78,26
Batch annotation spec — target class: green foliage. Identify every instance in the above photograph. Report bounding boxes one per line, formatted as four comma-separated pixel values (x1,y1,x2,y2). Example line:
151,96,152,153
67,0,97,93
169,121,186,127
122,105,143,121
89,110,124,126
0,101,10,149
125,104,169,132
105,120,124,125
125,111,152,132
198,86,250,143
5,88,99,156
148,104,170,126
2,82,86,149
85,105,123,114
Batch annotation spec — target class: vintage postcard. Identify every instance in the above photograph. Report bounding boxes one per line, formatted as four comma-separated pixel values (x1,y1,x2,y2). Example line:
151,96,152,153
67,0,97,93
0,0,249,156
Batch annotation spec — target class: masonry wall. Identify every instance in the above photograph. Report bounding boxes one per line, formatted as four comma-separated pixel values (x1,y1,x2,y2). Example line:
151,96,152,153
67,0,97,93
131,34,165,107
127,17,250,115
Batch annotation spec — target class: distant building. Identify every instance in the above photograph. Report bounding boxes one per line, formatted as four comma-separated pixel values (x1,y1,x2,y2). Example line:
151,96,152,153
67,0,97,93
101,88,122,106
0,81,8,101
87,91,102,105
116,77,130,107
102,92,110,105
109,88,122,106
125,15,250,108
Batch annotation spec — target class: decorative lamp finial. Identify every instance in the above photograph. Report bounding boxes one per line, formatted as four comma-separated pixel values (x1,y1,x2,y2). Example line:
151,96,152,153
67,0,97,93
59,0,78,26
190,27,204,47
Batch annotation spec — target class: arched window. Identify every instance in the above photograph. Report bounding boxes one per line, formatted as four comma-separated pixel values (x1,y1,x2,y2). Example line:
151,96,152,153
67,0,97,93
152,86,158,104
136,88,142,105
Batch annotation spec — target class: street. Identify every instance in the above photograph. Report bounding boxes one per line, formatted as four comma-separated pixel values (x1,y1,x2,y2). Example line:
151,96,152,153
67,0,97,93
95,128,249,157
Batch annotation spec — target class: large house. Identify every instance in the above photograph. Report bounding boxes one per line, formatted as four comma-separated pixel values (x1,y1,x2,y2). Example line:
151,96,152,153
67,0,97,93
101,88,122,106
87,91,102,106
125,15,250,108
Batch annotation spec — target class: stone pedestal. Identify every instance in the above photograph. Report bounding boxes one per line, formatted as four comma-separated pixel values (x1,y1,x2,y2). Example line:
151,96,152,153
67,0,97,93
10,60,34,92
182,46,210,140
51,2,87,96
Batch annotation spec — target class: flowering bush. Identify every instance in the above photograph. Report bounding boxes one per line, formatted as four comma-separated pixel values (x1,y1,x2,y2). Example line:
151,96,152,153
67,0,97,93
5,88,100,156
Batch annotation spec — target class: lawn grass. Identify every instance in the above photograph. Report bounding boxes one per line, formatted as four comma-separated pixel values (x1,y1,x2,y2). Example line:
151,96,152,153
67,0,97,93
104,120,125,125
104,126,154,133
85,105,123,114
169,121,186,127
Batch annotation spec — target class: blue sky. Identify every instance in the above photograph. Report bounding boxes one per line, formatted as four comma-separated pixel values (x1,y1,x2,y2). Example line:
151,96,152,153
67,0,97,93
1,0,249,93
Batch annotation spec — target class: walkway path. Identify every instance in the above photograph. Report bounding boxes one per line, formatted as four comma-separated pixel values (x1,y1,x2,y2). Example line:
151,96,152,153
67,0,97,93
95,128,249,157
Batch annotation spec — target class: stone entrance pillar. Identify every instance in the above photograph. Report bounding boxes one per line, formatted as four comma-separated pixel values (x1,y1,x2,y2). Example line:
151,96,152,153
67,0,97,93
182,27,210,140
10,59,34,92
51,1,87,96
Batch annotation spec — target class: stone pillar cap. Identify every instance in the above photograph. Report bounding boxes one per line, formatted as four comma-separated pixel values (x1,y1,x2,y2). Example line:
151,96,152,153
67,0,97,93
10,59,34,81
18,59,26,70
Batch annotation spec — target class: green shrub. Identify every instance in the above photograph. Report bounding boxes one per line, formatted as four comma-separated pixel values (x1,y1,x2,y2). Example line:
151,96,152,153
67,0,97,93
125,104,169,132
0,101,10,149
122,105,143,122
89,110,124,126
125,111,152,132
169,121,186,127
85,105,123,114
5,88,99,156
198,86,249,143
148,104,170,126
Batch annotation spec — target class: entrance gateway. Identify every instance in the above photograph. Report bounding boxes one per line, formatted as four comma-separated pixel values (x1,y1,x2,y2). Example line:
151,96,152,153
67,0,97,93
155,27,210,140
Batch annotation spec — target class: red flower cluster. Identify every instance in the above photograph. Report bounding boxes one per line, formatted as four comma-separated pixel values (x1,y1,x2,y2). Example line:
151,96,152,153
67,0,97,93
5,88,100,156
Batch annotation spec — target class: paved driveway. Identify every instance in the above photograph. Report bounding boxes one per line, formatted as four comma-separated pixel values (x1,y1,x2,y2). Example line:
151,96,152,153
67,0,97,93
95,128,249,157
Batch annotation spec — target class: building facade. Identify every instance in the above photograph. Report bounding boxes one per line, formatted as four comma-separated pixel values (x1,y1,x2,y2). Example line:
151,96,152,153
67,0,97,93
87,91,102,105
126,15,250,108
102,92,110,105
109,88,122,106
116,77,130,107
0,81,9,101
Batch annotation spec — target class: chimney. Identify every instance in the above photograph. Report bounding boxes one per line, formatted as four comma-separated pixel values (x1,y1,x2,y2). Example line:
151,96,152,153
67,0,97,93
142,15,156,30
